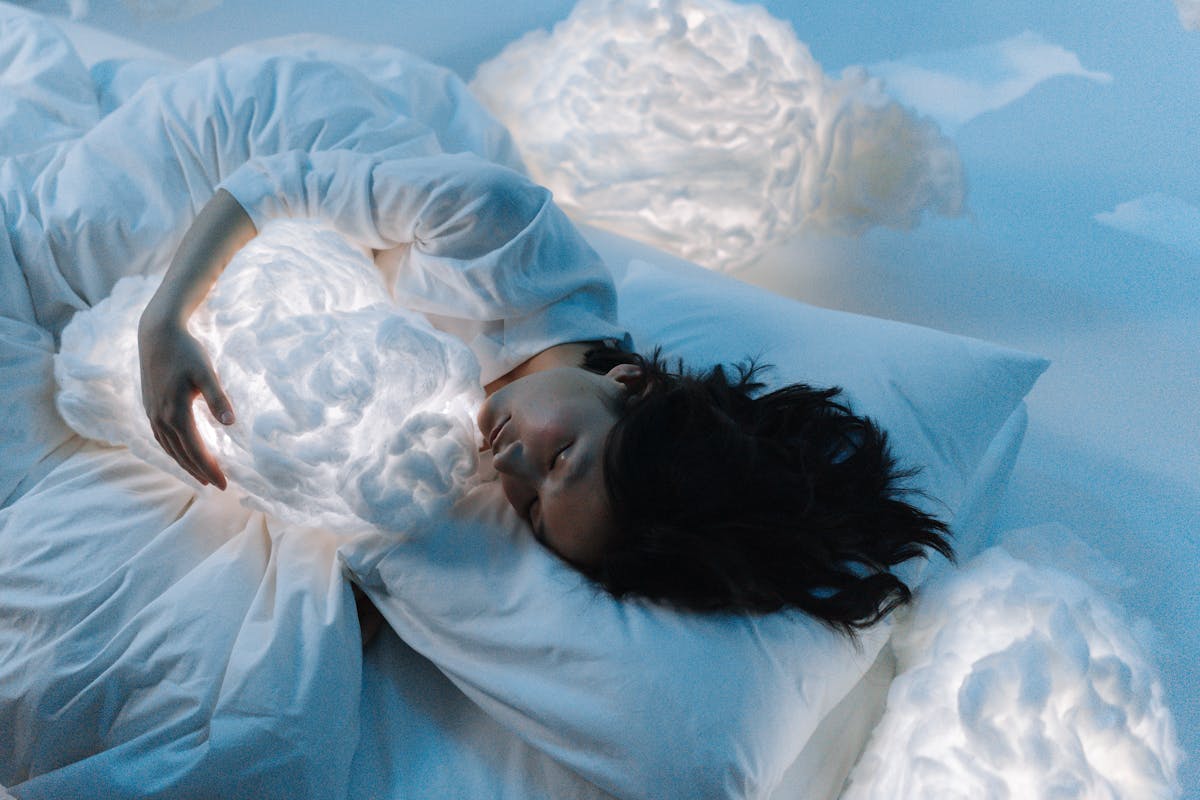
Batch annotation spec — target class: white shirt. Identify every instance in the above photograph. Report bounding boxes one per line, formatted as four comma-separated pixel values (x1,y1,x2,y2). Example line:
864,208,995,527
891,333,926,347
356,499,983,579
221,150,628,385
8,49,628,383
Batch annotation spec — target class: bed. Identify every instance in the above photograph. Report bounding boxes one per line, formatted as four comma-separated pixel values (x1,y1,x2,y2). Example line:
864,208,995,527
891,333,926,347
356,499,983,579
0,5,1049,798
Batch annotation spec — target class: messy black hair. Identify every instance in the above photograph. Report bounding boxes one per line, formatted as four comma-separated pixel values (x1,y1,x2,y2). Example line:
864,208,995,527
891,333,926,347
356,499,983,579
579,345,953,634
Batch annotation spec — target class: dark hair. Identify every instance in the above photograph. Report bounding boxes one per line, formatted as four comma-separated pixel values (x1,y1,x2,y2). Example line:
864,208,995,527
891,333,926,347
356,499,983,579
580,344,953,634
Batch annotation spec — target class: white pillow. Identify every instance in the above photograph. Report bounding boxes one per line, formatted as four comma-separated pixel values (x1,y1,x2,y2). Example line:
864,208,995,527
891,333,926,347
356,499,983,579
352,251,1049,800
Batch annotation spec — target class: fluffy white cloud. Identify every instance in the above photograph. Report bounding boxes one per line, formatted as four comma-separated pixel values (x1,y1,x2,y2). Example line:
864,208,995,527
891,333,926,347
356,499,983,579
56,221,483,536
1095,193,1200,252
870,31,1111,131
842,532,1182,800
470,0,963,272
1176,0,1200,31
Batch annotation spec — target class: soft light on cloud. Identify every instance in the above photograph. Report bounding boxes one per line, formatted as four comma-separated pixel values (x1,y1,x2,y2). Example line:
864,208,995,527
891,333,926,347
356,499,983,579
470,0,963,272
871,31,1112,131
1176,0,1200,30
842,534,1182,800
56,221,483,537
1095,193,1200,252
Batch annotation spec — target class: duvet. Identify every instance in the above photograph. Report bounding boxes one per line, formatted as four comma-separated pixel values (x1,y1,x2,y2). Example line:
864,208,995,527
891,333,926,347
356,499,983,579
0,9,619,796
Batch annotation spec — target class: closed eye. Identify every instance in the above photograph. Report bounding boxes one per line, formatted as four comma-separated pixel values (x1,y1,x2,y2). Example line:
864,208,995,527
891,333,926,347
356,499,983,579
550,443,571,471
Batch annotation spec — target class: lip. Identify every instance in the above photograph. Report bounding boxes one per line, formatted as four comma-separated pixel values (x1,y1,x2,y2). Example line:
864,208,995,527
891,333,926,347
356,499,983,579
488,415,511,452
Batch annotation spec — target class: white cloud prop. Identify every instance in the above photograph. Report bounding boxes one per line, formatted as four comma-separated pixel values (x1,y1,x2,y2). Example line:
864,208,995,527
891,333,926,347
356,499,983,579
56,221,483,537
469,0,963,273
1176,0,1200,31
870,31,1112,132
1095,193,1200,253
841,533,1183,800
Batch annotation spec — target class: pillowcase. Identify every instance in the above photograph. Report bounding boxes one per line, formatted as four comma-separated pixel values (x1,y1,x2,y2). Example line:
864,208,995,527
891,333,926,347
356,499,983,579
351,243,1049,800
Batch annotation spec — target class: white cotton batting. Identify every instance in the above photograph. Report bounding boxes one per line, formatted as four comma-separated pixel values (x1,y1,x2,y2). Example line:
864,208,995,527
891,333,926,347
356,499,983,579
55,220,484,537
469,0,964,272
840,539,1183,800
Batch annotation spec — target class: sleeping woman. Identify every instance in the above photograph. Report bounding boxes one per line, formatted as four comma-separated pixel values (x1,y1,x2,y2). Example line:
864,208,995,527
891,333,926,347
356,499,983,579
135,124,951,636
7,40,949,635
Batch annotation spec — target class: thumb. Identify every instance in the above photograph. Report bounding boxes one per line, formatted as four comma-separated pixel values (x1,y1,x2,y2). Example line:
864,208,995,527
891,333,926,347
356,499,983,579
198,370,236,426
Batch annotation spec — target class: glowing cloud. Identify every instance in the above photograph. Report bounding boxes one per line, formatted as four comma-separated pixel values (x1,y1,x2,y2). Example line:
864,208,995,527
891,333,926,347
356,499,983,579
1177,0,1200,30
470,0,963,272
871,31,1112,131
55,221,483,536
1096,193,1200,252
841,535,1182,799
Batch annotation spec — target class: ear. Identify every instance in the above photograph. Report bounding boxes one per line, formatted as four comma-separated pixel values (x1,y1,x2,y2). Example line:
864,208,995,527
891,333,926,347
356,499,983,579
605,363,645,394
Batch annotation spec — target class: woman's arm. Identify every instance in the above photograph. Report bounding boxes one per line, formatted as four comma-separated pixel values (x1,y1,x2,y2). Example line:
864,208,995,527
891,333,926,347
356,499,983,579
139,153,625,488
137,189,256,489
222,151,626,385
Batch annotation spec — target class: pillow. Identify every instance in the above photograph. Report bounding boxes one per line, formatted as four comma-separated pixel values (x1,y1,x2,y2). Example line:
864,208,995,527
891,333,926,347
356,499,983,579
351,246,1049,800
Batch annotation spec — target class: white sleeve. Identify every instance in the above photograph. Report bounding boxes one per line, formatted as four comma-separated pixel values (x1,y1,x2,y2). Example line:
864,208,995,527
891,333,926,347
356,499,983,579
220,151,629,384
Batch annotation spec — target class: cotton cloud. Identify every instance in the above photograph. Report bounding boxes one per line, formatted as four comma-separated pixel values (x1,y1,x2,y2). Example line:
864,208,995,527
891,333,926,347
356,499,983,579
470,0,963,272
1095,193,1200,252
1176,0,1200,31
842,536,1182,799
56,221,483,537
870,31,1111,131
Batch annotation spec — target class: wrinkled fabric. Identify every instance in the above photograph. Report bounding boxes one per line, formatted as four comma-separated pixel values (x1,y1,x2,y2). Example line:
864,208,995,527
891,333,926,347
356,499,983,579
0,9,622,797
0,9,624,509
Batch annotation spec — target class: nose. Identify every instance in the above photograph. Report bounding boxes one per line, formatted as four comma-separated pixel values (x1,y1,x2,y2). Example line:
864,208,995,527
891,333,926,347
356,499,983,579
492,440,530,478
493,441,538,519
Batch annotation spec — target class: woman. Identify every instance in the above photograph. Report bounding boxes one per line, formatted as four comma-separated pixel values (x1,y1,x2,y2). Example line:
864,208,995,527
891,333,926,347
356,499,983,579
0,29,946,632
141,153,951,635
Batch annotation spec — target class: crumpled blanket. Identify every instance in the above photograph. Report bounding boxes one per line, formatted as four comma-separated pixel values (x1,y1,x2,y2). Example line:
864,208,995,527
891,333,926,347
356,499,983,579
0,8,513,796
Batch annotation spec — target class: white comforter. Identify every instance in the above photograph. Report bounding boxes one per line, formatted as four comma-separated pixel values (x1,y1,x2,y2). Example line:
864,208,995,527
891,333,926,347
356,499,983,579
0,9,615,796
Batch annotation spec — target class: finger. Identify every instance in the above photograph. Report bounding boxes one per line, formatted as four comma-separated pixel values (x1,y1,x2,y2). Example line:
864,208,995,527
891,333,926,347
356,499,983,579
198,370,236,426
151,427,178,470
158,418,210,487
162,430,208,487
165,413,213,488
179,408,227,491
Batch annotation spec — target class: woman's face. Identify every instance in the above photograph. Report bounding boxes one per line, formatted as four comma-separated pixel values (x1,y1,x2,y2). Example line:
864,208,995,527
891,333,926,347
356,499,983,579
477,364,640,566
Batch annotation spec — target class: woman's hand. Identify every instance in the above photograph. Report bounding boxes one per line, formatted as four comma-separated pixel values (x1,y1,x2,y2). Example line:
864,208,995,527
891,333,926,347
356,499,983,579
137,188,256,489
138,313,235,489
